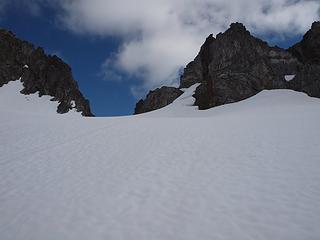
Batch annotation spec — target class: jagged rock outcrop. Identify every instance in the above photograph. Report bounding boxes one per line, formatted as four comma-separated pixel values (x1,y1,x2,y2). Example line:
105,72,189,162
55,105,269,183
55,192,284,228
289,22,320,64
0,29,93,116
134,86,183,114
135,21,320,113
183,22,302,109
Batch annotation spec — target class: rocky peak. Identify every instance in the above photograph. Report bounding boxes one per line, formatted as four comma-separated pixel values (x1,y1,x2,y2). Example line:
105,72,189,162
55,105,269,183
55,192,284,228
201,34,215,50
311,21,320,30
289,21,320,64
0,28,93,116
135,21,320,114
215,22,250,40
0,29,15,38
180,21,271,90
227,22,248,33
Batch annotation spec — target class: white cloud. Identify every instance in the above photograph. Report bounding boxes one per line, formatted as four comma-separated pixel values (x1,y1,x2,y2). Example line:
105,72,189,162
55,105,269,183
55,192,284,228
6,0,320,94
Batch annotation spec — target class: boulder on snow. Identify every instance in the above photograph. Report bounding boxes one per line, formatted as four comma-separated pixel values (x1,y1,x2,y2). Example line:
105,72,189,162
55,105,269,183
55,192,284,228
134,86,183,114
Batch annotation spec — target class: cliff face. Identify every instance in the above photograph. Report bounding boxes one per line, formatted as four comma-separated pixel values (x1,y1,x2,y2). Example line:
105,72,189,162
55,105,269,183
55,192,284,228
134,86,183,114
289,22,320,65
135,22,320,114
0,29,93,116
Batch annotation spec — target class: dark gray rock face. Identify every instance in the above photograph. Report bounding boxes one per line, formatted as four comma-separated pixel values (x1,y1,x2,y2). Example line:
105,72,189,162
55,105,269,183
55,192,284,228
289,22,320,64
184,22,320,110
182,22,303,109
134,87,183,114
136,21,320,113
287,22,320,98
0,29,93,116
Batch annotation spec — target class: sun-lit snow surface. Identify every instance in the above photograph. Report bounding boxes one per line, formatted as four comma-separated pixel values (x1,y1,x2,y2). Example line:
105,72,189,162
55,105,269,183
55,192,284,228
1,81,320,240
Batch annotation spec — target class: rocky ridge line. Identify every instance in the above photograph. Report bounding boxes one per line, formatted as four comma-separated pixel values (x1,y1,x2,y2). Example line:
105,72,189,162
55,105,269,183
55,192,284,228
0,29,93,116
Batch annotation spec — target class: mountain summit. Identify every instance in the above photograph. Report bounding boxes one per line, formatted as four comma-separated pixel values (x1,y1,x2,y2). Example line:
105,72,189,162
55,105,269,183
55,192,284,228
135,22,320,114
0,29,93,116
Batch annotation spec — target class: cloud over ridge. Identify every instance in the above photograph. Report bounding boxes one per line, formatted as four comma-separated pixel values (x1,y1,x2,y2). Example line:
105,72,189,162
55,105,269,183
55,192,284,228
2,0,320,96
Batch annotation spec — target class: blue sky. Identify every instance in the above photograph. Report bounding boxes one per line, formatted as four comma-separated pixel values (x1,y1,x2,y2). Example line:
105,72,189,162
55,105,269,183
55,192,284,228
0,1,319,116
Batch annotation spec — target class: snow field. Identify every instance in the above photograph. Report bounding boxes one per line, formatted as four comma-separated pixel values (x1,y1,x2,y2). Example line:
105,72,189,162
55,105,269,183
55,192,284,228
1,80,320,240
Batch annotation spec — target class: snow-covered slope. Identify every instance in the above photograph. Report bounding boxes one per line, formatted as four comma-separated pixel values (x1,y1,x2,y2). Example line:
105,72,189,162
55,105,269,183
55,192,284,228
0,80,81,116
1,82,320,240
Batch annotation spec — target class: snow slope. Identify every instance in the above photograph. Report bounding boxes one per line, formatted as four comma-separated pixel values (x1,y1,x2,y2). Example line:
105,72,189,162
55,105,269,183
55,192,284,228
1,80,320,240
0,80,81,116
